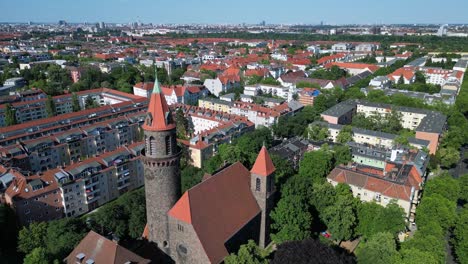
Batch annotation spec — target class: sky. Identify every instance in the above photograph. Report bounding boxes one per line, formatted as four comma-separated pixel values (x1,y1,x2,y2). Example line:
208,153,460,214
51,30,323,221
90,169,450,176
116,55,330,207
1,0,467,25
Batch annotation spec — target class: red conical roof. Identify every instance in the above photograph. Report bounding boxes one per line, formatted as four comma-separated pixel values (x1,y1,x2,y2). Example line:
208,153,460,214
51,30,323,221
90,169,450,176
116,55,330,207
141,73,176,132
250,146,276,177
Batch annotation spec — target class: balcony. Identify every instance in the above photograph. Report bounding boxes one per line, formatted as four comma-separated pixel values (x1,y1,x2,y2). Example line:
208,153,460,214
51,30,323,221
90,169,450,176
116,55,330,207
117,180,131,190
85,187,100,196
86,192,100,202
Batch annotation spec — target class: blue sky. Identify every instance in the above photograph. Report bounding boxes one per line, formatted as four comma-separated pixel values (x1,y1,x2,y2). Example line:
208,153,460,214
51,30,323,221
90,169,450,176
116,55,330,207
1,0,467,24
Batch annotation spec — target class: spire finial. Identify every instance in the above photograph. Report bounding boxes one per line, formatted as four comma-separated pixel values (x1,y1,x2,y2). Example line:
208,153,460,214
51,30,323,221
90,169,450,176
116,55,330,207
153,67,161,94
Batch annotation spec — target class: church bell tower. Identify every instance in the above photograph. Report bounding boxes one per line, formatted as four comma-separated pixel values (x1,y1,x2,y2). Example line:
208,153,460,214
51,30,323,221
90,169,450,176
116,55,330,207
142,72,181,255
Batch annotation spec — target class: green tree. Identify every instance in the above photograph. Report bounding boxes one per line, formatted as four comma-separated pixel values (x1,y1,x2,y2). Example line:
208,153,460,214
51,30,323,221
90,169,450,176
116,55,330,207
18,221,48,253
271,154,296,189
225,240,269,264
84,95,98,109
423,174,460,202
397,74,405,85
305,124,329,141
437,147,460,168
4,103,17,126
332,145,352,166
23,247,49,264
45,218,87,260
416,194,457,230
181,165,204,193
356,202,405,238
356,232,399,264
71,93,81,112
298,150,333,183
414,71,426,84
45,95,57,117
321,195,357,241
309,182,337,214
93,203,128,238
175,107,189,139
270,195,313,243
398,248,438,264
454,206,468,264
401,230,446,263
460,174,468,203
336,125,353,143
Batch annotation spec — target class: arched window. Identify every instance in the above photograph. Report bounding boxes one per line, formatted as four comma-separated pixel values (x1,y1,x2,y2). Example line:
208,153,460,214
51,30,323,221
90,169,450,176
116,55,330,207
165,136,171,155
149,136,156,156
255,178,261,192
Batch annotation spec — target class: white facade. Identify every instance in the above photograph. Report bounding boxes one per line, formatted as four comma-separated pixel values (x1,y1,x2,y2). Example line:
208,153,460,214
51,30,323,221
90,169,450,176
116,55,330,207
327,179,414,220
271,53,288,61
190,116,221,135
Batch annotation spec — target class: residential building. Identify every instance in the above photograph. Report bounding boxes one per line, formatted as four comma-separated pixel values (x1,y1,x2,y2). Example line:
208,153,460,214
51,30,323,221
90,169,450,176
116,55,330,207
3,143,145,224
297,88,321,106
332,43,353,51
312,121,430,150
388,67,416,84
325,62,380,75
328,146,428,222
0,88,144,127
320,100,446,154
65,231,150,264
369,76,392,88
355,43,377,52
203,75,240,97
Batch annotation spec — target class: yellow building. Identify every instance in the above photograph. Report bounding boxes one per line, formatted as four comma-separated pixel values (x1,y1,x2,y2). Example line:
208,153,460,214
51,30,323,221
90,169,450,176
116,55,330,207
198,98,233,113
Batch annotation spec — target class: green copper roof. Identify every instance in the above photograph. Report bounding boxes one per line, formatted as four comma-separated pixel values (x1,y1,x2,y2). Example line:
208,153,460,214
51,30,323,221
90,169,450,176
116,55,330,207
153,68,161,94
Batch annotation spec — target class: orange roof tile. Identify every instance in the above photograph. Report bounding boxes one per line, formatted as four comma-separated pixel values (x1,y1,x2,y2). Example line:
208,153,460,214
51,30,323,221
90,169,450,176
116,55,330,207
250,146,276,177
141,74,176,132
168,192,192,224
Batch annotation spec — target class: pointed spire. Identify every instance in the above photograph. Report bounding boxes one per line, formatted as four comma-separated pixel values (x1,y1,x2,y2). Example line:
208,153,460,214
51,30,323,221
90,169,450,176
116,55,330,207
152,67,162,94
251,146,276,177
141,67,175,132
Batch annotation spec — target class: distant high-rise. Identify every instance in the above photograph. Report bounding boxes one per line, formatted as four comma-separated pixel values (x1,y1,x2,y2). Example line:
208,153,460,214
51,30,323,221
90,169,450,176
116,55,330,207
58,20,67,26
437,24,448,37
98,21,105,29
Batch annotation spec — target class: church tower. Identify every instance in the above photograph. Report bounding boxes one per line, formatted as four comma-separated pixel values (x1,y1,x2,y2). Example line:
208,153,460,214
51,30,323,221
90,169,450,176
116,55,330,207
142,73,181,255
250,146,276,248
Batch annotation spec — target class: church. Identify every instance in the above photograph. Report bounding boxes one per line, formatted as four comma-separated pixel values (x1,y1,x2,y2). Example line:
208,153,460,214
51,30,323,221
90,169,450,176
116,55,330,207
141,75,277,263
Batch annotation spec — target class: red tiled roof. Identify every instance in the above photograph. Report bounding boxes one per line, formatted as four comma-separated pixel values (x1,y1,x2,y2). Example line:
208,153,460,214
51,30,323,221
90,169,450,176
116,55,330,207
168,192,192,224
244,68,270,78
134,82,155,91
65,231,150,264
317,53,346,65
328,167,414,201
326,62,380,73
5,168,60,200
251,146,276,177
388,67,416,81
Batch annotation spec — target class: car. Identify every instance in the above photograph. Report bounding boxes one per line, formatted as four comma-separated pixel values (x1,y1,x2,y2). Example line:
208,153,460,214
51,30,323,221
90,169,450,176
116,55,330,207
321,231,331,238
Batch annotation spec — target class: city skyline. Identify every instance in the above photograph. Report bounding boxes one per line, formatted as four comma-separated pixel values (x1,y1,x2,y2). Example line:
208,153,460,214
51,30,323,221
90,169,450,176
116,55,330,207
1,0,468,25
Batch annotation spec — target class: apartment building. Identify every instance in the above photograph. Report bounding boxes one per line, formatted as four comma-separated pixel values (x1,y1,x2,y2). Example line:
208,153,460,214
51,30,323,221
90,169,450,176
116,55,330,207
328,146,428,222
311,121,430,150
0,88,144,127
0,114,145,173
175,104,255,168
3,144,145,224
320,100,446,154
